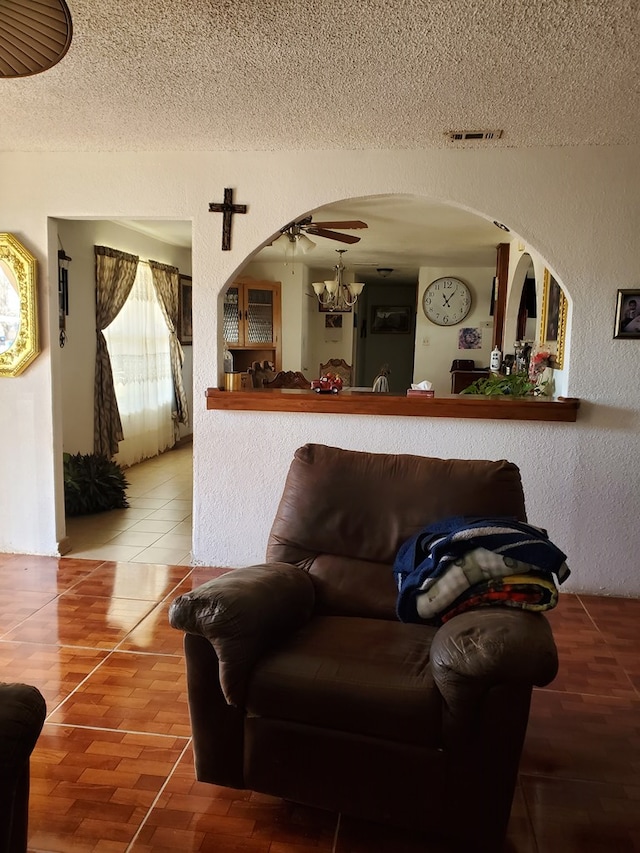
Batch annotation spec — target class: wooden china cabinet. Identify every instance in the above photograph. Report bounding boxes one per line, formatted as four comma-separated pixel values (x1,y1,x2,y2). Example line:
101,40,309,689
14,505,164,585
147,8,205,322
223,278,282,372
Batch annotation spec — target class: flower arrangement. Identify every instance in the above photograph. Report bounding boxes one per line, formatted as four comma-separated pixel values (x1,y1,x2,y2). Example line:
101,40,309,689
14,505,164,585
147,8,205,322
528,349,552,382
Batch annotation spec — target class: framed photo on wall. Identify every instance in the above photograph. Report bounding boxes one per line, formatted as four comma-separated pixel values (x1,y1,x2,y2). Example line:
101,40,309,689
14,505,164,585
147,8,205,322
539,269,567,368
613,289,640,339
178,274,193,345
371,305,412,334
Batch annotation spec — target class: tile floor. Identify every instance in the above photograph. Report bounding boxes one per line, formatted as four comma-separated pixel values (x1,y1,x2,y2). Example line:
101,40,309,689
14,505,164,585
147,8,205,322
64,444,193,566
2,451,639,851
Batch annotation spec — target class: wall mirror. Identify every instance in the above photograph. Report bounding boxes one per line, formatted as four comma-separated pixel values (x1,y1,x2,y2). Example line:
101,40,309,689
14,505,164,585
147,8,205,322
0,233,39,377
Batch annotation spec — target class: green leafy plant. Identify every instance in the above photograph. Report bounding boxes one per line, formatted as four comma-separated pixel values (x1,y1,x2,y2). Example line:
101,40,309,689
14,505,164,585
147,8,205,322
63,452,130,516
460,372,540,398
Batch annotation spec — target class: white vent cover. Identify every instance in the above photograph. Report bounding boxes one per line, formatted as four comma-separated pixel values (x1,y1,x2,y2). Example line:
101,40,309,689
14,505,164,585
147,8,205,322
446,130,504,141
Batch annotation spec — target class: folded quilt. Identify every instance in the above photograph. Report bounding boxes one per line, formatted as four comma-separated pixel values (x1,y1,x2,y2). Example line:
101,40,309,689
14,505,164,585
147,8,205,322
394,516,569,625
440,573,558,623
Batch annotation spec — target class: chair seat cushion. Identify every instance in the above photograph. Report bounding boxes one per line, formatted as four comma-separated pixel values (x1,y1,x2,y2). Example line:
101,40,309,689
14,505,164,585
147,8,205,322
246,616,442,748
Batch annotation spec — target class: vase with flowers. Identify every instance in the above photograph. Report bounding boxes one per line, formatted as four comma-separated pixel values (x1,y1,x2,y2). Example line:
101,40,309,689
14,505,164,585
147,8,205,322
528,348,553,395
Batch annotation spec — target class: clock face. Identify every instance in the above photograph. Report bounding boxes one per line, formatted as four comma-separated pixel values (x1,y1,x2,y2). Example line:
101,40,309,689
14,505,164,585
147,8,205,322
422,277,472,326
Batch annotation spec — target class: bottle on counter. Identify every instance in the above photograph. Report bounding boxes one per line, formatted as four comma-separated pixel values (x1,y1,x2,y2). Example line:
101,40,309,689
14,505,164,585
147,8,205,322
490,347,502,373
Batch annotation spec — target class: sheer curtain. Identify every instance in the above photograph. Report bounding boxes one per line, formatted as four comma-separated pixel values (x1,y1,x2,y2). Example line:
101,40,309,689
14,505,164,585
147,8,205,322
103,262,174,468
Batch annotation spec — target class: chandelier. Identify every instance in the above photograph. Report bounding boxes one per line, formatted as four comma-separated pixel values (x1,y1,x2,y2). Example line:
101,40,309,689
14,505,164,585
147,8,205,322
311,250,365,311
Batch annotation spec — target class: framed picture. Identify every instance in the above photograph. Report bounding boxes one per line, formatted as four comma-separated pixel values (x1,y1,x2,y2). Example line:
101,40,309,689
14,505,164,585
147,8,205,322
613,289,640,339
539,269,567,368
371,305,412,334
325,314,343,329
458,327,482,349
178,274,192,345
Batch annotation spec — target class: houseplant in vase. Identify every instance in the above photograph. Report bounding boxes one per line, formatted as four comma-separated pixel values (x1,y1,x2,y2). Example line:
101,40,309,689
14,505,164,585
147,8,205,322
460,371,538,397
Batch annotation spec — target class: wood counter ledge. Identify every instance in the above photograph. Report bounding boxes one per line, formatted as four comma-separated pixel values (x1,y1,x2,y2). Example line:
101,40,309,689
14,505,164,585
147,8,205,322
205,388,580,422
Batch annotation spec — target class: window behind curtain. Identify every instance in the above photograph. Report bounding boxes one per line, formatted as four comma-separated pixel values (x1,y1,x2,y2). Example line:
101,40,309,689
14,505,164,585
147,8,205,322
103,262,174,467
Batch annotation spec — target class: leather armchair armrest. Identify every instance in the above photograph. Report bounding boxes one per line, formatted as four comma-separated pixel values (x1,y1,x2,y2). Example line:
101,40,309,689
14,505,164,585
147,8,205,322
0,682,46,769
430,608,558,727
169,563,315,706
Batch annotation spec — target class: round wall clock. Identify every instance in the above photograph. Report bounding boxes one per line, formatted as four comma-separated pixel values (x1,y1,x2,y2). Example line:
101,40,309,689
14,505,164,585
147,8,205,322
422,277,472,326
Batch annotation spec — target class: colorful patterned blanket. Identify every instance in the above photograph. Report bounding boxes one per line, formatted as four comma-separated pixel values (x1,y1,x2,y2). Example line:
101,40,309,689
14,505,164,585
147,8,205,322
393,517,569,625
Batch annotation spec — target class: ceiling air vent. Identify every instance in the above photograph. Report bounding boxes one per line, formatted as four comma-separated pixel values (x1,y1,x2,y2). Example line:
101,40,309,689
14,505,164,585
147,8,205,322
446,130,503,141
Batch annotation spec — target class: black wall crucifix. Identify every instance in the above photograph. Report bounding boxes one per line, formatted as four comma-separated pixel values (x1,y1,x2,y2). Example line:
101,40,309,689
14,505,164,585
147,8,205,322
208,188,247,251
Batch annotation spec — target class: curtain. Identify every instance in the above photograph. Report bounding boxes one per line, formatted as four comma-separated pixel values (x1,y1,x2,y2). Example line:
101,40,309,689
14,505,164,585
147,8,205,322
94,246,139,457
103,262,174,468
149,260,189,427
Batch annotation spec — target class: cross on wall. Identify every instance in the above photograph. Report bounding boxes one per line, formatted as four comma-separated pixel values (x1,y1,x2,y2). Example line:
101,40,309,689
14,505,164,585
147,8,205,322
208,188,247,251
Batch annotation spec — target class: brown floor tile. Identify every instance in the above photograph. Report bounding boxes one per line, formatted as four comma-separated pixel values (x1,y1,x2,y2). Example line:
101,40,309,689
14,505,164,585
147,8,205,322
0,555,102,594
0,519,635,853
4,593,157,650
131,746,335,852
0,640,108,711
117,596,186,656
544,595,637,698
28,723,187,852
521,689,640,785
47,650,191,736
521,774,640,853
579,594,640,653
70,561,191,601
0,589,57,635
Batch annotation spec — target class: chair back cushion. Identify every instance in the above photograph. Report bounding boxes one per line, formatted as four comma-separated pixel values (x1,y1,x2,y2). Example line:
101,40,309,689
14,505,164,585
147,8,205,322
266,444,527,619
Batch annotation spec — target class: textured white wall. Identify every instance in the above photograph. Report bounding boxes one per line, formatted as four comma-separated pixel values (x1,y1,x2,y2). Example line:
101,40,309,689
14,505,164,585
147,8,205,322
0,147,639,597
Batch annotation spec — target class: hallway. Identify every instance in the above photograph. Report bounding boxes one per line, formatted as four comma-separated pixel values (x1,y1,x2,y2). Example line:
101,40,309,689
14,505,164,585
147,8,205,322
65,443,192,565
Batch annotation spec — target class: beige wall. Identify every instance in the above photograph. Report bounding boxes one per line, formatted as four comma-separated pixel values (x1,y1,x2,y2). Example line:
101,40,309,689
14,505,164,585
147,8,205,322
0,146,639,598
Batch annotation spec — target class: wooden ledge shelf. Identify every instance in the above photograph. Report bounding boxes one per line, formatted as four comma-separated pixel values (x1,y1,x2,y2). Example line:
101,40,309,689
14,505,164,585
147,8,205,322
205,388,580,422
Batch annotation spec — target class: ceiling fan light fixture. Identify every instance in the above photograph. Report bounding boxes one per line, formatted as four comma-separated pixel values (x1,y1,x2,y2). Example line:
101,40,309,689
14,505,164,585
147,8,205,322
297,233,316,253
272,233,291,249
377,268,394,277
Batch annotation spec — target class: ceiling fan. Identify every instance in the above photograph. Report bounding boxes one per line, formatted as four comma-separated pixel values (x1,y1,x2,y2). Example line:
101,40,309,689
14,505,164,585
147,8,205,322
274,216,368,252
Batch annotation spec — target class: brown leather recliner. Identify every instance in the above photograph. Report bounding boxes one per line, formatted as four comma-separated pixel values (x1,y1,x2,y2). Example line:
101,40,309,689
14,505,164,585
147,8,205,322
0,682,46,853
169,444,559,850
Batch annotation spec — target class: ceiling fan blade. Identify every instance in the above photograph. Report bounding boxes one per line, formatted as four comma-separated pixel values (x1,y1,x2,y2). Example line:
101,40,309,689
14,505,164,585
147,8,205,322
306,227,361,244
309,220,368,230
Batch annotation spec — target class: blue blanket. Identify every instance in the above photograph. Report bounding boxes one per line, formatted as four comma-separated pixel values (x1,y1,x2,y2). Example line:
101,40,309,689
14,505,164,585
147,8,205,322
393,516,569,624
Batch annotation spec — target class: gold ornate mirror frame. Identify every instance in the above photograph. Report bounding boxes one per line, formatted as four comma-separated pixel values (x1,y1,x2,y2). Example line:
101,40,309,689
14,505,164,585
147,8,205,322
0,233,39,377
539,268,567,370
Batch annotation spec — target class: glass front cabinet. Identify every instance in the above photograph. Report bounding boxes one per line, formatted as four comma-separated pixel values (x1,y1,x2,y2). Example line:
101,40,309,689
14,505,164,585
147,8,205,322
223,278,282,373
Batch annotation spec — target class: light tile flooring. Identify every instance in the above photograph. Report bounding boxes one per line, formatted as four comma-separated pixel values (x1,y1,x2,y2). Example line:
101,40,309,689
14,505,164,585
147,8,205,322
65,443,193,566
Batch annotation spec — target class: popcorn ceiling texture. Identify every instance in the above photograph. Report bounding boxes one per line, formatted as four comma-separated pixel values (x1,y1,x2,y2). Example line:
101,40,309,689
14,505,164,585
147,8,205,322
1,0,638,152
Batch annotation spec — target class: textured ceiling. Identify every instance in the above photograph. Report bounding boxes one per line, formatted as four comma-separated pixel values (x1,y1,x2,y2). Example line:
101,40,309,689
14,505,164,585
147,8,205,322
1,0,639,152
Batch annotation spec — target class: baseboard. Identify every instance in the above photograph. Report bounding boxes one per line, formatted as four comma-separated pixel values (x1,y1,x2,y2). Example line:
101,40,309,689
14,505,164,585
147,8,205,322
173,434,193,449
58,536,72,556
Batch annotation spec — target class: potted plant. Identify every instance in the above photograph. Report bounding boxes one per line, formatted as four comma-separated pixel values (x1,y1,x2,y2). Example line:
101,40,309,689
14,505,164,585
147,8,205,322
63,452,130,516
460,372,540,397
